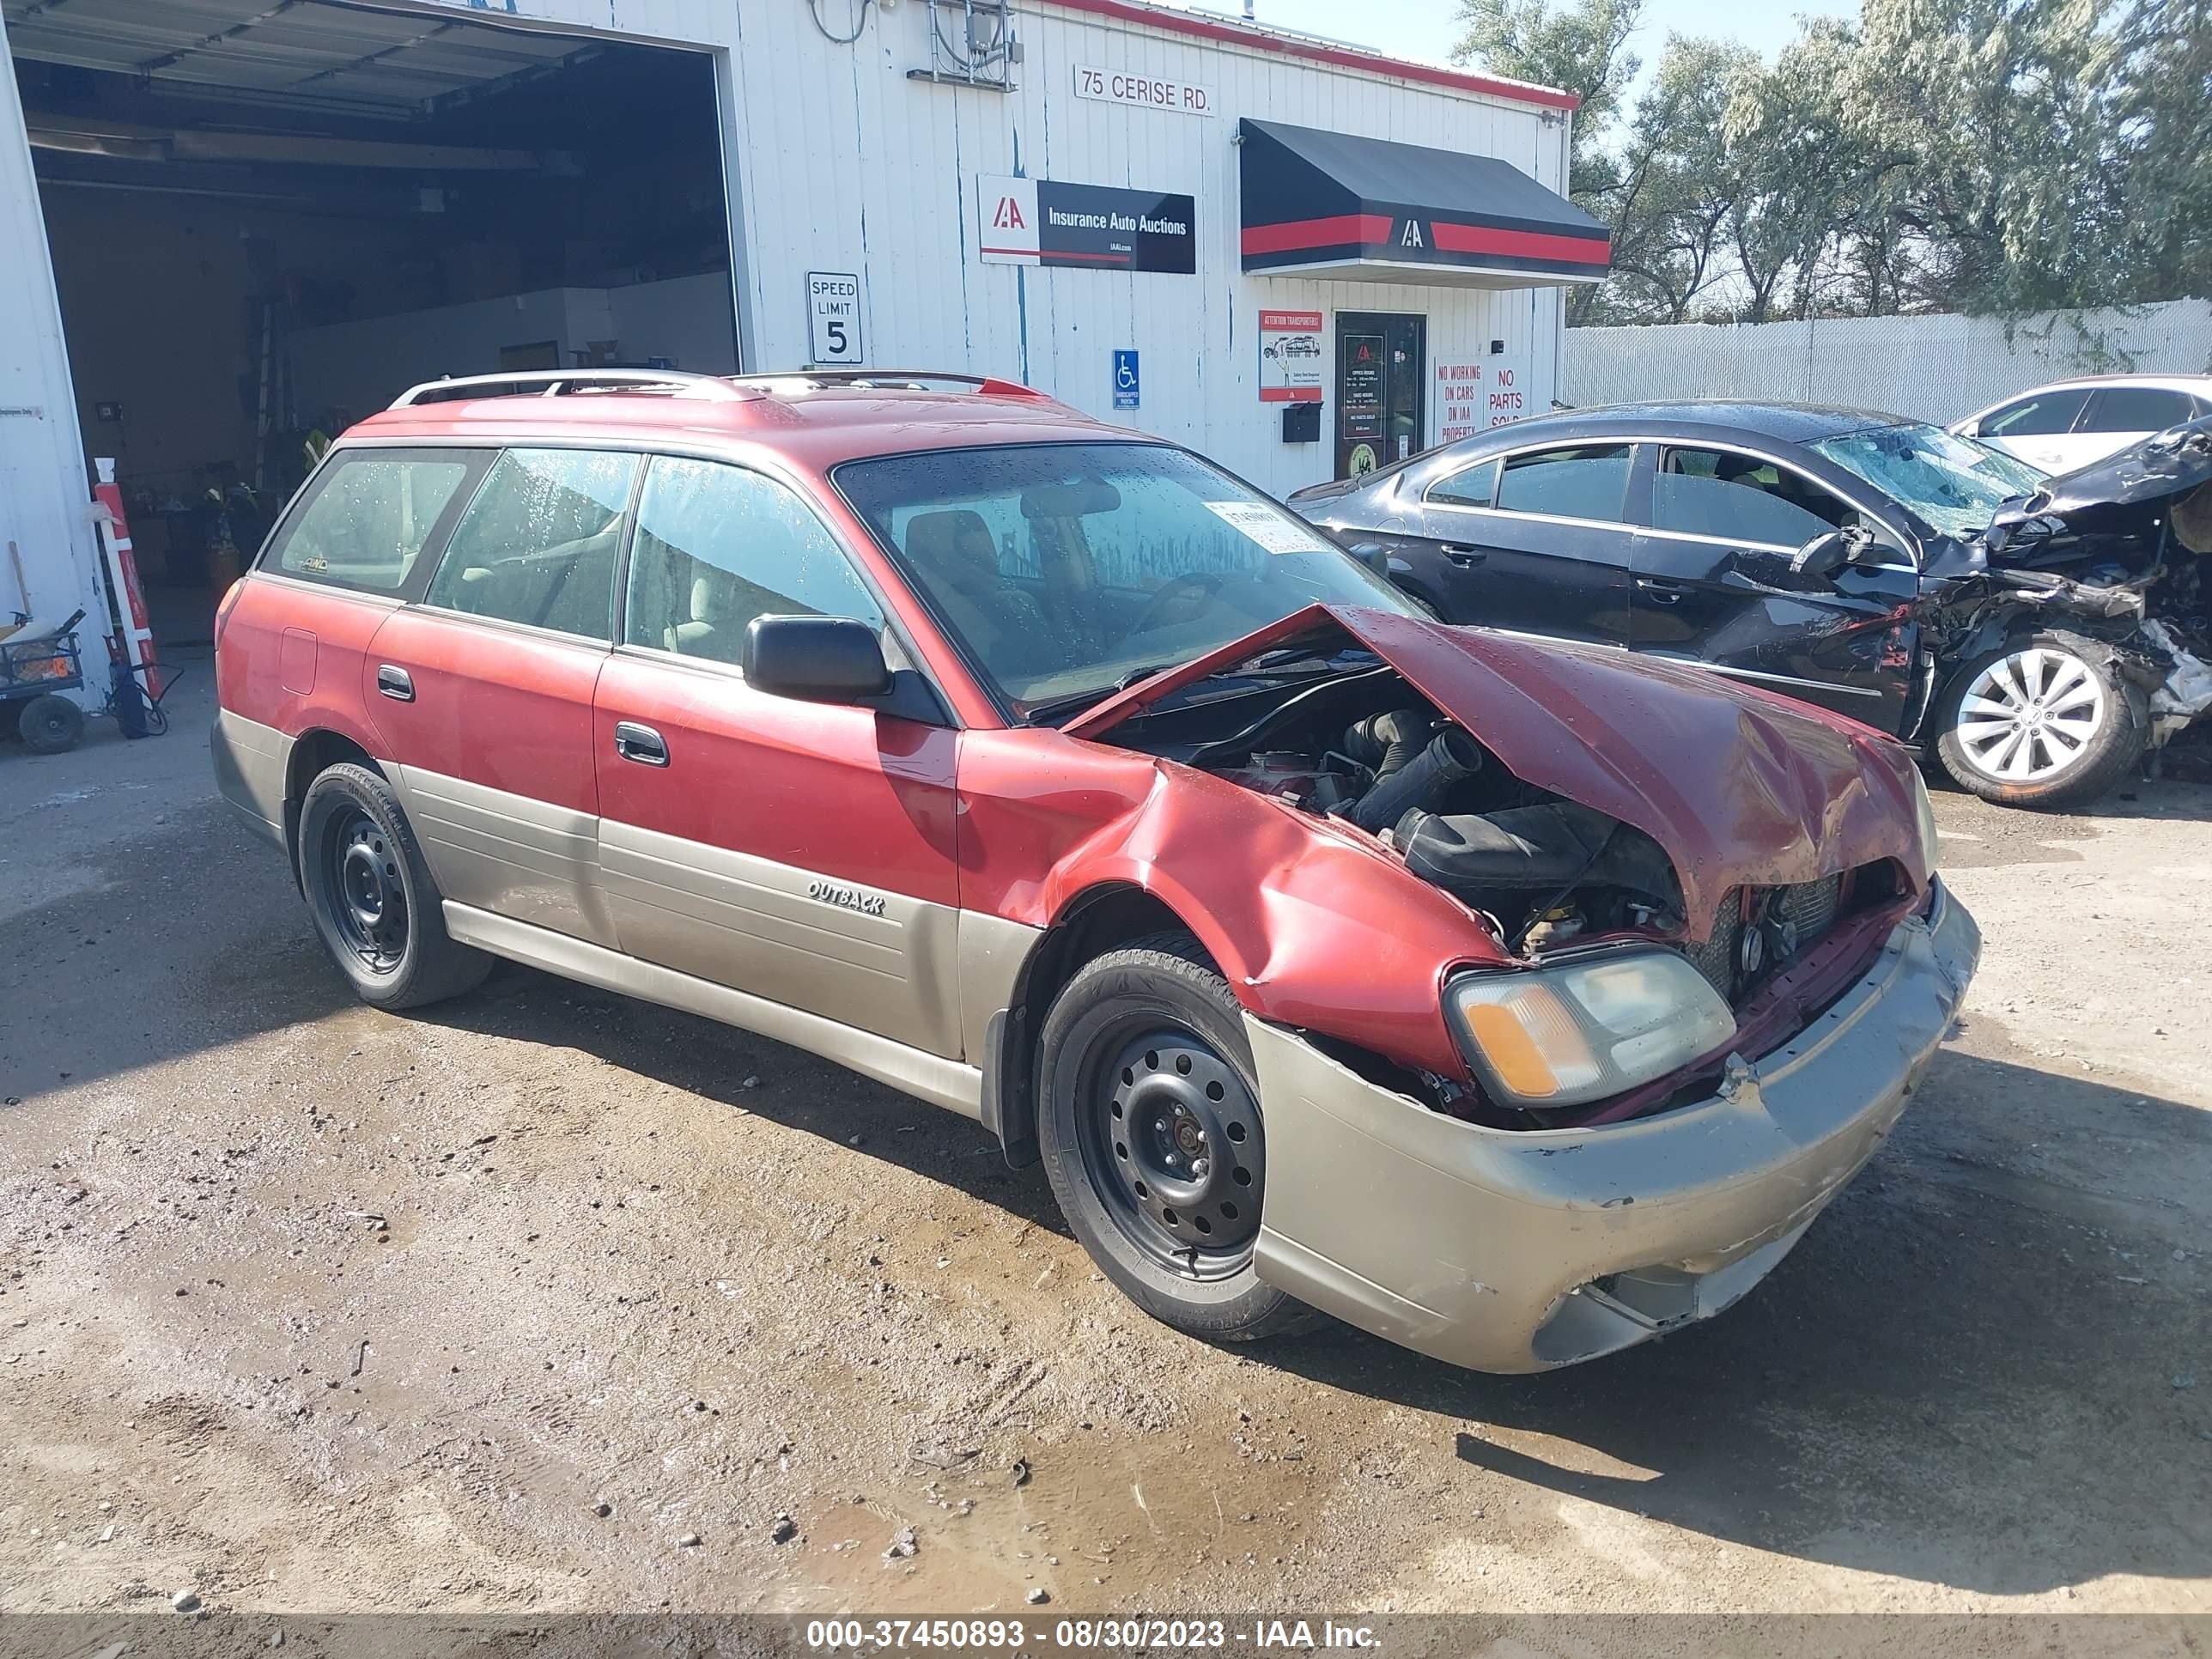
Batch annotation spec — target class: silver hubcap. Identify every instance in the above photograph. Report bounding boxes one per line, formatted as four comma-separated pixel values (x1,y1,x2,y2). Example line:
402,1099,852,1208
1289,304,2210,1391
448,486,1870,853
1957,647,2106,783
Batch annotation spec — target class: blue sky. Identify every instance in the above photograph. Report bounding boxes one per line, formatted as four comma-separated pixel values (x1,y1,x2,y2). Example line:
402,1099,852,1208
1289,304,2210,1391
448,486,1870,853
1176,0,1858,95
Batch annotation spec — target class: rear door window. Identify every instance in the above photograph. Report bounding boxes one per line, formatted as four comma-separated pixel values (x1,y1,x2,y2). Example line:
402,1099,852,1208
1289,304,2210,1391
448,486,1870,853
1426,457,1501,508
1494,444,1634,522
423,448,638,641
1654,447,1852,547
624,456,884,668
264,449,484,596
2081,385,2199,434
1979,389,2090,438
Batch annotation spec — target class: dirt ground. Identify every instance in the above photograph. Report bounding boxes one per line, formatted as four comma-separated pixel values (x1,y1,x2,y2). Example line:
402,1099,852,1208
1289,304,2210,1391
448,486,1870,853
3,644,2209,1623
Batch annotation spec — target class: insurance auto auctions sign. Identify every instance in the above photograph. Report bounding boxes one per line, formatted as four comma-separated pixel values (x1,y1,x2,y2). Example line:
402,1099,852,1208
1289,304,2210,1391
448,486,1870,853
978,175,1196,274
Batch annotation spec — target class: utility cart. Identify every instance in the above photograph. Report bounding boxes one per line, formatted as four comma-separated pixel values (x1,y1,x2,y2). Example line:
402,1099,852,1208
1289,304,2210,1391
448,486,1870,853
1,609,88,753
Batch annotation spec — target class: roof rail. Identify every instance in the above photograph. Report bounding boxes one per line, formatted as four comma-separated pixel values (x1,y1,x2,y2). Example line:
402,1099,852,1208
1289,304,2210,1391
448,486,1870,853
389,369,750,408
739,369,1049,398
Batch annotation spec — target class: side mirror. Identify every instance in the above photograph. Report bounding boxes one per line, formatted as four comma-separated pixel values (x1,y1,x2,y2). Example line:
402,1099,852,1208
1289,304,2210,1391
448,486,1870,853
1788,526,1895,581
1347,541,1390,578
743,614,891,703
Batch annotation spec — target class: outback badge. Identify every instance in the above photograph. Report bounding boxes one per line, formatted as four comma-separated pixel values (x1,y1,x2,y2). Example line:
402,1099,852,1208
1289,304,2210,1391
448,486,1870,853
807,878,888,918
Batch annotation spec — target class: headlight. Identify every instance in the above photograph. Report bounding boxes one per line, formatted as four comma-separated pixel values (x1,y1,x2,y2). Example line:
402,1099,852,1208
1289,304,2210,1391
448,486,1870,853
1911,768,1941,872
1446,951,1737,1109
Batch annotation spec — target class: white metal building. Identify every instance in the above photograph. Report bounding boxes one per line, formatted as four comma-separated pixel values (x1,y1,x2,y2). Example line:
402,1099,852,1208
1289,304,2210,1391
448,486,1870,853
0,0,1600,687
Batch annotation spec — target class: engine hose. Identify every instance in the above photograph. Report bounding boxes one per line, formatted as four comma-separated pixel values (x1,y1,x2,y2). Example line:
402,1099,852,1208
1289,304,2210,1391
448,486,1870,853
1345,708,1431,781
1351,726,1485,833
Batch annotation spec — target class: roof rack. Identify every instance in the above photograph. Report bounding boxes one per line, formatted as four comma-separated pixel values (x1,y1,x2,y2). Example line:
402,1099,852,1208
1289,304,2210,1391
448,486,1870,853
389,369,751,408
738,369,1049,398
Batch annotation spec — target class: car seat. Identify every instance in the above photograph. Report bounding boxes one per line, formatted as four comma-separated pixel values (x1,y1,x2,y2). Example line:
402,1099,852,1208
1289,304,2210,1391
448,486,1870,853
905,510,1051,663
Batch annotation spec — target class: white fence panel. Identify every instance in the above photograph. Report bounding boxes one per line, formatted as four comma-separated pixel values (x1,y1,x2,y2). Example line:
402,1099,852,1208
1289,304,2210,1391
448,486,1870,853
1561,300,2212,425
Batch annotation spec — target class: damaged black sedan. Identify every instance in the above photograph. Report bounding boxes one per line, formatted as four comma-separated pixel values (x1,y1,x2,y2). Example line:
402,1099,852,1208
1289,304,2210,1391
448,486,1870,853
1291,402,2212,808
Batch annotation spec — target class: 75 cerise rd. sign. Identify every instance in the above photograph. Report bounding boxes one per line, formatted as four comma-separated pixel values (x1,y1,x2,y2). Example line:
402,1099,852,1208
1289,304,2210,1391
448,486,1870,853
1073,63,1214,117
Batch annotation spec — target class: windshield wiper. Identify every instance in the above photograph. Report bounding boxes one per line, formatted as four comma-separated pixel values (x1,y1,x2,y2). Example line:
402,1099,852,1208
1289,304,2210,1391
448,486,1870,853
1232,643,1378,676
1023,663,1180,727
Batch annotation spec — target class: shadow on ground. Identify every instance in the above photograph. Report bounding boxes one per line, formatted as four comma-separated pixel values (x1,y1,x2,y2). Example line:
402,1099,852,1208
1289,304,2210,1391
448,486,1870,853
422,954,2212,1597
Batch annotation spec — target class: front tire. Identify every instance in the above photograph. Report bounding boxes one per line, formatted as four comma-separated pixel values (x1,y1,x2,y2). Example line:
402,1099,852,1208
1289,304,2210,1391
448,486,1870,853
1036,933,1316,1346
1934,635,2146,809
297,762,490,1010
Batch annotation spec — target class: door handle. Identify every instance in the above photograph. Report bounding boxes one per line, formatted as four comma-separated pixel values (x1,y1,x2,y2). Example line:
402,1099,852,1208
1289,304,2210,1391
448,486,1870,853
1635,576,1692,605
612,720,668,766
376,665,414,702
1442,545,1487,566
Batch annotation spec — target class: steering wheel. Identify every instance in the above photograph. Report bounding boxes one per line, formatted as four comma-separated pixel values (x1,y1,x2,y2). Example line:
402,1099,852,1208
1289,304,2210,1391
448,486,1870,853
1134,573,1224,633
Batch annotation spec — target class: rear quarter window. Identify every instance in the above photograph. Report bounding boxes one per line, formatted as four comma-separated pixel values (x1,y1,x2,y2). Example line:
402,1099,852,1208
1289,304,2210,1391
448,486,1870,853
263,449,487,597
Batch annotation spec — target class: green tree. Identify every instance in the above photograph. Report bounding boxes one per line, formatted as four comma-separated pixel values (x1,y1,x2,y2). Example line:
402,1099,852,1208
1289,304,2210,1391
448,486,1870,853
1823,0,2119,313
1459,0,2208,325
1451,0,1644,204
2106,0,2212,303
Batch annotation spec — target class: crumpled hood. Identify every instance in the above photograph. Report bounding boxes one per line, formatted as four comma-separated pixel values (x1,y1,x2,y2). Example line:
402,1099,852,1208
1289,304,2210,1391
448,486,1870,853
1987,415,2212,554
1068,604,1933,940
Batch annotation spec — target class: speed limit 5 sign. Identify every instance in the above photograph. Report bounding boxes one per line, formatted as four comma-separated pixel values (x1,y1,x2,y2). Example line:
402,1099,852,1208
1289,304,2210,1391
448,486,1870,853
806,270,863,365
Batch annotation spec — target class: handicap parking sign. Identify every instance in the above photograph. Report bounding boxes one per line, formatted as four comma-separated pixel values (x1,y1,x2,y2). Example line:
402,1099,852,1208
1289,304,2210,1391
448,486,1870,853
1113,349,1139,410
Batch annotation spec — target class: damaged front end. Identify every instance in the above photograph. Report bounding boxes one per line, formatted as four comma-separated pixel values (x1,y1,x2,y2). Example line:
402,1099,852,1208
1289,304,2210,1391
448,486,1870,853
1917,416,2212,748
1071,604,1936,1135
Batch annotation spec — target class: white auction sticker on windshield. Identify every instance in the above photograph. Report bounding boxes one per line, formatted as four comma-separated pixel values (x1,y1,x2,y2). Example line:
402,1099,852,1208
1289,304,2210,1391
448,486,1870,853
1205,499,1319,553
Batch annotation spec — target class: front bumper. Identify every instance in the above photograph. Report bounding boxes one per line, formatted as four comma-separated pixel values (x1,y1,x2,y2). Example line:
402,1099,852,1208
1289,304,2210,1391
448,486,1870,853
1249,879,1980,1373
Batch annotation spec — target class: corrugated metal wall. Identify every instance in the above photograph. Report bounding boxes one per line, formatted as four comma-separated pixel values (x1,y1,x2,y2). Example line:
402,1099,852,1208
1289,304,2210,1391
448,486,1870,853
1560,300,2212,426
0,0,1582,629
466,0,1575,497
0,7,105,656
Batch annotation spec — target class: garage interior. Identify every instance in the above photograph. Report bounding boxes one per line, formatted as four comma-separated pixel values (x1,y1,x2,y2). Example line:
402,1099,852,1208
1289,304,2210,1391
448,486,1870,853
6,0,738,612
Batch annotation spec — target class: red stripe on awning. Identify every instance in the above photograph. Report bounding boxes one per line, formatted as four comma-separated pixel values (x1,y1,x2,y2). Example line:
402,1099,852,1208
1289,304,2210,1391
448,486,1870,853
1431,221,1611,264
1240,214,1393,255
1242,215,1608,267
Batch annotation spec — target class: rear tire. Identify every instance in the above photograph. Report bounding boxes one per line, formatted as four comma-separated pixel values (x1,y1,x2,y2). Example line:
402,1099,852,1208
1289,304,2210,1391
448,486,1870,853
16,693,84,754
1934,635,2145,809
297,762,491,1010
1036,933,1318,1346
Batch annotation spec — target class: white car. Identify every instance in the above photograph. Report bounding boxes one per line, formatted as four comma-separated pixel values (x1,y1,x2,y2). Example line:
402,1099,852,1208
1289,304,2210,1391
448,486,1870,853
1949,374,2212,473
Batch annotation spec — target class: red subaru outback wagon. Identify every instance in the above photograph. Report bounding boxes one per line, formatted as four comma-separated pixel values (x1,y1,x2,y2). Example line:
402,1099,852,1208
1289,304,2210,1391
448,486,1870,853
213,368,1978,1373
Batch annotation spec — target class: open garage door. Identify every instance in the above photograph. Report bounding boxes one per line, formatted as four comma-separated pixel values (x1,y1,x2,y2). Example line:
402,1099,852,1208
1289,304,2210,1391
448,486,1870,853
5,0,737,609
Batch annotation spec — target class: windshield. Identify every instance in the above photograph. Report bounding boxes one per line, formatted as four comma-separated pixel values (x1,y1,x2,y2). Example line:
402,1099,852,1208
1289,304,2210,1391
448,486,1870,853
1809,422,2046,538
834,441,1418,719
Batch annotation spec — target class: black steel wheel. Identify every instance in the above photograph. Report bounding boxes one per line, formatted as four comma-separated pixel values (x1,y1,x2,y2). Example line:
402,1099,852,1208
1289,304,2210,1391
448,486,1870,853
321,806,409,975
1085,1024,1266,1278
1036,932,1317,1345
296,762,490,1011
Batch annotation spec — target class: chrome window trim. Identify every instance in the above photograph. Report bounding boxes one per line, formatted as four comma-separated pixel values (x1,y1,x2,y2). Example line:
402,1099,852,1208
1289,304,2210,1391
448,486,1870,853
1647,437,1917,560
1418,432,1916,556
1420,437,1639,529
1423,500,1638,533
1420,455,1502,509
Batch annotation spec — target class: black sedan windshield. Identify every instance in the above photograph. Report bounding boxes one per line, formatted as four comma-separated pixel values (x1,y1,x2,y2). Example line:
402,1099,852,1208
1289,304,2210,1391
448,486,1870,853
1810,422,2045,538
835,442,1416,719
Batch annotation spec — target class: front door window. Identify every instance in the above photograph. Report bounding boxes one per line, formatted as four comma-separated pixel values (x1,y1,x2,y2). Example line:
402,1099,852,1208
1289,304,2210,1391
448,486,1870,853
1335,313,1425,479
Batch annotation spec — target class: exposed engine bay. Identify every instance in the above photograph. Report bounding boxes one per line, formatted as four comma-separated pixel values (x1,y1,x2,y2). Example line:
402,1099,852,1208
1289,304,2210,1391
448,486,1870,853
1121,660,1892,1014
